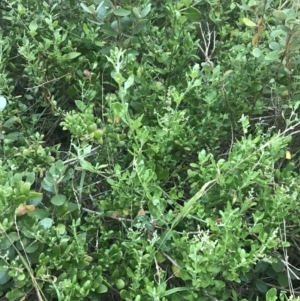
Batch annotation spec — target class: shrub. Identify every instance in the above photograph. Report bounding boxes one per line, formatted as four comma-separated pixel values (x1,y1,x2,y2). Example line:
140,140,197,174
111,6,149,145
1,0,300,300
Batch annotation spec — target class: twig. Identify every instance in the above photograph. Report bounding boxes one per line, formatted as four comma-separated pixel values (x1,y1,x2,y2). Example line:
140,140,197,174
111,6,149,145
62,146,101,165
25,73,71,90
198,22,216,67
280,219,297,298
81,207,133,223
221,83,235,154
2,219,47,301
153,256,162,284
162,252,180,268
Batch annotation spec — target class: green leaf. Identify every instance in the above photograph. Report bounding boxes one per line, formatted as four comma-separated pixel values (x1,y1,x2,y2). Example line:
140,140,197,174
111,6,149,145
273,10,287,20
29,193,43,205
101,24,118,37
0,266,8,277
162,287,190,296
5,132,21,141
113,72,126,85
79,159,97,173
25,241,39,253
177,268,191,280
75,99,85,111
77,232,87,244
265,51,280,61
80,3,95,14
171,178,217,229
266,288,277,301
120,290,131,298
5,288,24,301
243,17,256,27
289,37,300,51
29,20,38,32
98,284,108,293
129,114,143,130
57,223,66,235
140,4,151,18
65,52,81,60
269,41,280,50
61,168,74,182
252,48,262,58
0,96,7,112
237,4,251,11
124,75,134,90
271,261,285,273
22,228,35,239
254,262,269,273
251,223,263,232
114,8,131,17
120,17,133,30
255,279,267,293
3,116,18,127
41,180,55,193
279,25,292,34
20,182,31,195
277,273,288,287
39,218,53,229
26,172,35,184
96,4,107,19
132,7,140,19
68,202,79,213
36,266,47,278
17,273,25,280
181,7,201,21
0,233,18,251
0,272,10,285
132,19,149,34
9,232,20,244
51,194,66,206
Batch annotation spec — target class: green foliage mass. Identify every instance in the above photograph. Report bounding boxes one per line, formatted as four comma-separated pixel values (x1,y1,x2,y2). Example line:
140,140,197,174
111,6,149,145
1,0,300,300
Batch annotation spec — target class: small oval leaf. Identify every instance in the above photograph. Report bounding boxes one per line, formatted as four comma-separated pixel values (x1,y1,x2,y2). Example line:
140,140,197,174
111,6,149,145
243,17,257,27
51,194,66,206
273,10,287,20
65,52,81,60
114,8,131,17
39,218,53,229
29,20,38,32
140,4,151,18
80,3,95,14
0,96,7,112
255,279,268,293
252,48,262,58
182,7,201,21
265,50,280,61
25,241,39,253
5,288,24,301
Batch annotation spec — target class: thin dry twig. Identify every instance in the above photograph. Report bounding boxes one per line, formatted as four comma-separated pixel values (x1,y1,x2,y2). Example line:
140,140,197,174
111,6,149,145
279,219,298,298
2,219,47,301
162,252,181,268
153,256,162,284
198,22,216,67
25,73,71,90
63,146,102,165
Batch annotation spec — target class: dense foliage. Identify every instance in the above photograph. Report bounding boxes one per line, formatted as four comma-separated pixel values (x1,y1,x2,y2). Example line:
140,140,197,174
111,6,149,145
1,0,300,300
